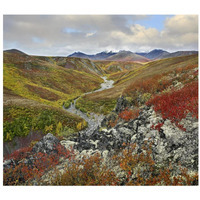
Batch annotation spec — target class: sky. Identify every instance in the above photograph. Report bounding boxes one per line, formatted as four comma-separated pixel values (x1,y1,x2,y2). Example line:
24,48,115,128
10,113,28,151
3,15,198,56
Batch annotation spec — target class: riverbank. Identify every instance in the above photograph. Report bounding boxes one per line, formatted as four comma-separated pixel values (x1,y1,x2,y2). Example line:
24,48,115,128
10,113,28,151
64,76,114,135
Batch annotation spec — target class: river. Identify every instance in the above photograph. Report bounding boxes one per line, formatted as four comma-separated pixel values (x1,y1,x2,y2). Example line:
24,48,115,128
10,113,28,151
64,76,114,135
4,76,114,156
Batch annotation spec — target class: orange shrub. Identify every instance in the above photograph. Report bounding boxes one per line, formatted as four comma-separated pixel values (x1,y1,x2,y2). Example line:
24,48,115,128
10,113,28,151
118,108,139,121
51,153,119,186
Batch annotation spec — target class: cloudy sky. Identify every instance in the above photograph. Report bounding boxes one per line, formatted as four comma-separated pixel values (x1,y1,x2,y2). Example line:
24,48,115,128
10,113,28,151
3,15,198,56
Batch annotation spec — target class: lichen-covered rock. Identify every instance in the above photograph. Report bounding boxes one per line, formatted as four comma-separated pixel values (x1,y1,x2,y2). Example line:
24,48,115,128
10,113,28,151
65,103,198,175
32,133,60,154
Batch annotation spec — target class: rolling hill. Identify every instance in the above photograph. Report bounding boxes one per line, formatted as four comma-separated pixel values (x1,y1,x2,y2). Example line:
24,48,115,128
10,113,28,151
76,54,198,114
3,50,104,143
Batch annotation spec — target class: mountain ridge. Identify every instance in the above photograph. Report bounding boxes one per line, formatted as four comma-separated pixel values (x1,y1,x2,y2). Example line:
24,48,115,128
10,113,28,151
68,49,198,61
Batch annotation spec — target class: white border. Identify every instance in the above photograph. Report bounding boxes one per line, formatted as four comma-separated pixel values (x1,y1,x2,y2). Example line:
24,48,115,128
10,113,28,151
1,0,200,200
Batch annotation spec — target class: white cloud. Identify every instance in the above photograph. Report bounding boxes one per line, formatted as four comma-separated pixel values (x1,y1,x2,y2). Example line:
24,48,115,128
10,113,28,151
3,15,198,55
164,15,198,34
86,32,96,37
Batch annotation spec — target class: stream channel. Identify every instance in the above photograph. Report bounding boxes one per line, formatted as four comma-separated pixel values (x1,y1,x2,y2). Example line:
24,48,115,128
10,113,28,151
64,76,114,135
4,76,114,156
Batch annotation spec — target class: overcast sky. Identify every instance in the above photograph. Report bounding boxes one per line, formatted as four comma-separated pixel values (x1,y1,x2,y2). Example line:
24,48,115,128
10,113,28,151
3,15,198,56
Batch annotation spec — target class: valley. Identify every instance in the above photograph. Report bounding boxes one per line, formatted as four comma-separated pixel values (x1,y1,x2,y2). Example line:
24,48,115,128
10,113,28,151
3,49,198,186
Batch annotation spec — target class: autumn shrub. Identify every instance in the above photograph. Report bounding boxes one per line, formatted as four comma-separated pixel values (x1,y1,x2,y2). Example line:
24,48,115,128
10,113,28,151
118,108,139,121
50,143,198,186
3,144,72,185
123,63,198,107
113,143,198,185
147,81,198,129
109,117,119,128
75,97,117,115
50,153,119,186
4,146,33,161
3,106,85,142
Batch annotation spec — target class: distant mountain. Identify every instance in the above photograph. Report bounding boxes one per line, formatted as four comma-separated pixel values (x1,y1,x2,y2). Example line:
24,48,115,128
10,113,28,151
68,52,91,59
68,51,117,60
106,50,150,62
4,49,27,55
158,51,198,59
137,49,170,60
136,49,198,60
135,52,147,57
92,51,117,60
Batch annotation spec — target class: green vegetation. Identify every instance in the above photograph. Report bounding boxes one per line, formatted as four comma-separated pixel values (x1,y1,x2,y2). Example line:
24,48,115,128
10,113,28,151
3,51,103,141
94,60,143,74
3,55,103,108
3,52,198,142
3,105,87,142
76,96,117,115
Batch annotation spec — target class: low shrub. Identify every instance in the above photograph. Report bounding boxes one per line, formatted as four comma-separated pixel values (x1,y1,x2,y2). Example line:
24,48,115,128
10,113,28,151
147,81,198,130
3,144,73,185
118,108,139,121
50,153,118,186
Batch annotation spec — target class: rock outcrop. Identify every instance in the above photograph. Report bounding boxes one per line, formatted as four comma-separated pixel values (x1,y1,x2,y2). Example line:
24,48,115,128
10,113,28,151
4,97,198,185
32,133,60,154
63,102,198,173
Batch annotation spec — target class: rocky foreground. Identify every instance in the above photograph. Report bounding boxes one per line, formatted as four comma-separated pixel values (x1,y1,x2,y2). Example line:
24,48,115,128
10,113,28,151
4,97,198,185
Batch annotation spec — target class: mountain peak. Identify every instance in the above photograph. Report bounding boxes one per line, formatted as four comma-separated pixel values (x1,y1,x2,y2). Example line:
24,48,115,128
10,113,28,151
4,49,27,55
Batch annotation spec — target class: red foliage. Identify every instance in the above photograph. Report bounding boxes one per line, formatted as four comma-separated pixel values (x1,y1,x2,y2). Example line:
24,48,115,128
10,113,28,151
4,146,33,161
118,108,139,121
151,122,164,132
4,144,73,185
124,73,172,96
147,81,198,129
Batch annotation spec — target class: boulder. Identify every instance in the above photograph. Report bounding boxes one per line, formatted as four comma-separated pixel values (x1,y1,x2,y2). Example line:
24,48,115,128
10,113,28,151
32,133,60,154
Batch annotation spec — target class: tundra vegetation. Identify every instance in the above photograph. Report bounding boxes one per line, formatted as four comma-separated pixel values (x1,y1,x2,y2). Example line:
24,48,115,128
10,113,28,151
3,50,198,185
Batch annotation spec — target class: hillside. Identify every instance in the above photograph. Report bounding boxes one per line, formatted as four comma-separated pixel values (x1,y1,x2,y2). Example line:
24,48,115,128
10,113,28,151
75,54,198,115
35,56,104,75
3,50,104,149
93,60,143,74
4,48,28,55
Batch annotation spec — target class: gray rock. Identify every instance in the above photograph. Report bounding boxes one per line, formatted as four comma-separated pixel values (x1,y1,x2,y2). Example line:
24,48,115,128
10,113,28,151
3,159,16,169
32,133,60,154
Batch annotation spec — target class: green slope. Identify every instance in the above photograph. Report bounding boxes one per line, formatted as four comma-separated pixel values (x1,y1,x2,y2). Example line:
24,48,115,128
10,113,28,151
3,51,104,141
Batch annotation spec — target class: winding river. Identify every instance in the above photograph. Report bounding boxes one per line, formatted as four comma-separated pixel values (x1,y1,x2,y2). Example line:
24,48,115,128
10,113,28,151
4,76,114,156
64,76,114,135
